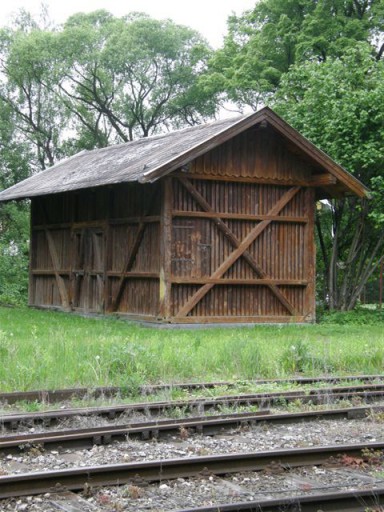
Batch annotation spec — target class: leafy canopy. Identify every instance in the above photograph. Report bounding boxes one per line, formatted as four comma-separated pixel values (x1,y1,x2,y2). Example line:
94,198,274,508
204,0,384,109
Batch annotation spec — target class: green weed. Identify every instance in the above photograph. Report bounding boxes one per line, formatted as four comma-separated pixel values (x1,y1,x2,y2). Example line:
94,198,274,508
0,306,383,392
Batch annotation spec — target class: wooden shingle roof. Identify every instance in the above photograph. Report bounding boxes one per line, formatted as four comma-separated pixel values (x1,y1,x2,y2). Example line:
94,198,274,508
0,107,369,201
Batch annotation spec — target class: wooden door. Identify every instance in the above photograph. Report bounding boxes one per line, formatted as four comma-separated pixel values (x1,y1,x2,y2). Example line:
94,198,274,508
72,227,105,313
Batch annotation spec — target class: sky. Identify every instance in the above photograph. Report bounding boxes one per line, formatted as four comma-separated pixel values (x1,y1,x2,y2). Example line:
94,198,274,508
0,0,257,48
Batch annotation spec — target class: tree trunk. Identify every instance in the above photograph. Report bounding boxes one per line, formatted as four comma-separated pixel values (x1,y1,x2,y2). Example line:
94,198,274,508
319,197,383,312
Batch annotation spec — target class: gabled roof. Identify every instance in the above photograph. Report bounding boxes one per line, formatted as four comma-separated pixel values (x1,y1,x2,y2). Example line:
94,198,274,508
0,107,369,201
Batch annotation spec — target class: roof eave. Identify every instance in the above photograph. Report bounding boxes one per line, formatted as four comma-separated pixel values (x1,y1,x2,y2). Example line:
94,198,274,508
262,108,369,199
139,106,369,199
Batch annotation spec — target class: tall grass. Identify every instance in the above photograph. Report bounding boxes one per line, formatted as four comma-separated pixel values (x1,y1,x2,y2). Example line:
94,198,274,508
0,306,383,391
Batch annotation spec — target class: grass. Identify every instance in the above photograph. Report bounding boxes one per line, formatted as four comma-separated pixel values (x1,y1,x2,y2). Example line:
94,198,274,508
0,306,383,392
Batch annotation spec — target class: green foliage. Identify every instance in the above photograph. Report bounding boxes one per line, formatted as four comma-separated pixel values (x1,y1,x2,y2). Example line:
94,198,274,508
0,8,217,165
0,22,71,170
272,44,384,310
279,340,311,373
0,203,29,305
369,176,384,227
320,307,384,325
0,99,31,188
54,11,217,141
273,44,384,182
203,0,383,109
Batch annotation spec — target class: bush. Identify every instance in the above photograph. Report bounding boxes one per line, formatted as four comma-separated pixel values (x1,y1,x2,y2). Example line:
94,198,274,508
319,307,384,325
0,202,29,306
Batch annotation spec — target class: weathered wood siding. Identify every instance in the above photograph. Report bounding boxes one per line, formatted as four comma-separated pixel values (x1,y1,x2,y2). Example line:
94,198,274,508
29,124,316,323
167,177,315,322
30,183,161,317
189,125,313,182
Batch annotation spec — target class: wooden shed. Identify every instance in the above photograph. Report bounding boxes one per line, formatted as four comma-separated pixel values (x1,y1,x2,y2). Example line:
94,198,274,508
0,107,368,324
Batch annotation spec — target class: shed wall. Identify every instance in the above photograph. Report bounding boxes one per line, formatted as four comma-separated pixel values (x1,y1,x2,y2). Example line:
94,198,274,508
189,124,317,182
29,123,317,323
167,177,315,322
30,183,161,317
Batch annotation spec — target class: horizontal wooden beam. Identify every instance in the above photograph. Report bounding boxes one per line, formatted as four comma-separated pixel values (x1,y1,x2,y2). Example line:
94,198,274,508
172,210,308,224
174,172,339,190
168,315,306,324
308,174,337,186
171,278,308,286
33,223,71,231
33,216,161,231
32,269,105,278
110,216,160,226
32,269,70,275
107,271,159,279
114,313,160,322
173,172,306,186
32,270,160,279
33,220,108,231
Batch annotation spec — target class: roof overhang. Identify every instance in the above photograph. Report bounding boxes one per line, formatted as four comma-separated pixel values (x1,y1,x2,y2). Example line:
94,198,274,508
0,107,369,202
139,107,369,199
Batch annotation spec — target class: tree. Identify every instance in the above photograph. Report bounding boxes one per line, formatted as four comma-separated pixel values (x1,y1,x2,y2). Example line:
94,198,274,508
0,8,218,304
0,9,218,162
0,98,31,305
0,11,72,170
204,0,384,110
273,44,384,310
54,11,217,142
205,0,384,310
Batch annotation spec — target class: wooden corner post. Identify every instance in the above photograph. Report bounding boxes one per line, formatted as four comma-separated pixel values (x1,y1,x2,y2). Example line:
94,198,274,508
159,177,173,320
28,200,35,307
305,188,316,322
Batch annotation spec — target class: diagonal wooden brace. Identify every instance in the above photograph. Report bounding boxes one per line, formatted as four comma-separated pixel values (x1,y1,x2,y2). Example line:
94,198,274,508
178,177,298,315
39,203,70,311
111,186,159,312
175,179,300,318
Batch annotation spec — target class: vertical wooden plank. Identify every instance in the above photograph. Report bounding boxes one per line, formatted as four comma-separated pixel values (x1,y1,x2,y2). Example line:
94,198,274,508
37,199,71,311
305,188,316,322
45,229,70,310
159,177,173,320
104,188,112,313
68,193,75,308
28,199,36,306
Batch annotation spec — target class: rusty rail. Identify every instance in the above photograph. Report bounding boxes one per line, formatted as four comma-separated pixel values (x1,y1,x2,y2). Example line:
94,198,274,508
174,487,384,512
1,385,384,429
0,406,379,455
0,441,383,499
0,374,382,404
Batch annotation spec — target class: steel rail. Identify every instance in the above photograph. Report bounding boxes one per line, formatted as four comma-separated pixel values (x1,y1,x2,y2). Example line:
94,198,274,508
0,374,382,404
174,487,384,512
0,441,383,499
1,386,384,429
0,410,270,453
0,406,379,455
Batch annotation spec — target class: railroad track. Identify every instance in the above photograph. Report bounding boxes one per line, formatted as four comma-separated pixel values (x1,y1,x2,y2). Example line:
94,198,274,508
0,374,382,404
0,405,379,454
1,383,384,429
0,441,383,500
1,382,383,510
174,487,384,511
